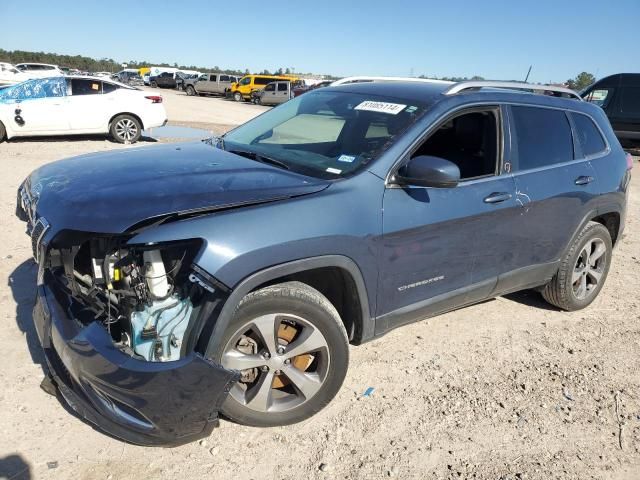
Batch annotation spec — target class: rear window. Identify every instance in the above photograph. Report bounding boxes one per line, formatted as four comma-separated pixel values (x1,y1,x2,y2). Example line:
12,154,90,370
571,113,607,157
511,106,574,170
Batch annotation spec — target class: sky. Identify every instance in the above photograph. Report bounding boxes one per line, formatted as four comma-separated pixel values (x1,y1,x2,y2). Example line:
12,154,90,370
1,0,638,83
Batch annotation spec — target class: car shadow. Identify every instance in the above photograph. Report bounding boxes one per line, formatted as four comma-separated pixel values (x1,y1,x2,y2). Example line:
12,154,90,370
0,454,31,480
5,134,158,144
503,289,561,311
8,260,46,374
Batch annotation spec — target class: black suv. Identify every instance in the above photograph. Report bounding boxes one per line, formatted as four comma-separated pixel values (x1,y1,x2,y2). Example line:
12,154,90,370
17,79,631,446
582,73,640,146
150,71,177,89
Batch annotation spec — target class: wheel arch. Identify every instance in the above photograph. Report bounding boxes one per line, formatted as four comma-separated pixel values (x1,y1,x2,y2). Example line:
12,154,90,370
204,255,373,358
564,205,624,260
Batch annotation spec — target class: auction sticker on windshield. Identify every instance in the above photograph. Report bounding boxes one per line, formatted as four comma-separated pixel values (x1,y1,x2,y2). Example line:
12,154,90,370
355,101,407,115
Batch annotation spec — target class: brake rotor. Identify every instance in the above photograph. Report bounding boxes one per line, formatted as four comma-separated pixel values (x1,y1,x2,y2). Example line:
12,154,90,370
272,322,314,388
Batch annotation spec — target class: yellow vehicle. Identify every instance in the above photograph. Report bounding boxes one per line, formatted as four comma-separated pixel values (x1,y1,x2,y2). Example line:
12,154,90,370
229,74,298,102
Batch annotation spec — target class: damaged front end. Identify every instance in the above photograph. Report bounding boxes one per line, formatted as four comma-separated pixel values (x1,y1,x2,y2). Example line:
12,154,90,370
31,227,239,445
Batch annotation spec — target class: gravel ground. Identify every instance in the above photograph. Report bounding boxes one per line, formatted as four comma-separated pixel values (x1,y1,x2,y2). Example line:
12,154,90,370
0,93,639,480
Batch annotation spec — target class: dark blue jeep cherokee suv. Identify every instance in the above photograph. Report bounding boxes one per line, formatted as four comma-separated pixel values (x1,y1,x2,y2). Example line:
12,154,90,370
16,79,631,445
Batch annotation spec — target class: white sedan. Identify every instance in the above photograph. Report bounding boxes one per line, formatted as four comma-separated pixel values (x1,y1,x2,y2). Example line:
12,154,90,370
0,63,31,86
0,76,167,143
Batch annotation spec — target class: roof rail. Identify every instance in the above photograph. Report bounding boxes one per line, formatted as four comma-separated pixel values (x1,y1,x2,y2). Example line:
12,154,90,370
444,81,582,100
331,76,454,87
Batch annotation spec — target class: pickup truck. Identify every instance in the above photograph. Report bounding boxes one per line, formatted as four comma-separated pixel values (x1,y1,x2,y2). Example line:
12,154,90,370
183,73,239,96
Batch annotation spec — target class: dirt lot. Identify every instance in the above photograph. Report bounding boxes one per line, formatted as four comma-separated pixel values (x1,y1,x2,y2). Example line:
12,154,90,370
0,92,639,480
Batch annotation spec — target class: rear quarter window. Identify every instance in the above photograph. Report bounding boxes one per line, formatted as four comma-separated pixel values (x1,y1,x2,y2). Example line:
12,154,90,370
511,106,574,170
571,113,607,157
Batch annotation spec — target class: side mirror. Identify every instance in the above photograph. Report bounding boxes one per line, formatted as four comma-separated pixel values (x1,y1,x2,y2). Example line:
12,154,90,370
394,155,460,188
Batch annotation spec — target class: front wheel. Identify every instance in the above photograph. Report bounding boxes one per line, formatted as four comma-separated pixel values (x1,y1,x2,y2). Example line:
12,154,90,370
542,221,612,311
186,85,195,96
0,120,5,142
110,114,142,144
150,81,157,88
233,91,244,102
212,282,349,427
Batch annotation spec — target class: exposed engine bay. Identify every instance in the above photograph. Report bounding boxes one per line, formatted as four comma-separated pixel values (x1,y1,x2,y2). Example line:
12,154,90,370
47,237,219,362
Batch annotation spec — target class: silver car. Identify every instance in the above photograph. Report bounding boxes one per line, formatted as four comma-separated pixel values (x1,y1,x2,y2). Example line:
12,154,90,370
185,73,238,96
257,81,293,105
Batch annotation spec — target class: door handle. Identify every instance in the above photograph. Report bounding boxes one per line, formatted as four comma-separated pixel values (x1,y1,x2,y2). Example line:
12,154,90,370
483,192,512,204
574,175,594,186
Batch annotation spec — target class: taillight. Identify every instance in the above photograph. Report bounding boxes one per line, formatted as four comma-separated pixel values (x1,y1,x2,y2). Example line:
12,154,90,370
145,95,163,104
626,153,634,171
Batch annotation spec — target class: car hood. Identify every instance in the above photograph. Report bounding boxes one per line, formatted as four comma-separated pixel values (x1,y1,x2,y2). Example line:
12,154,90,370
27,141,330,234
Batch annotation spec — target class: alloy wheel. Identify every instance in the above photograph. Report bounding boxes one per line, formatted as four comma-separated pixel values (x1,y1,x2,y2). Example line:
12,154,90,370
221,313,330,413
114,119,138,142
572,238,607,300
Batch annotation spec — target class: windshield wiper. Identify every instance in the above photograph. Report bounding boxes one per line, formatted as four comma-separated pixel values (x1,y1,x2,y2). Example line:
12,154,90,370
228,149,290,170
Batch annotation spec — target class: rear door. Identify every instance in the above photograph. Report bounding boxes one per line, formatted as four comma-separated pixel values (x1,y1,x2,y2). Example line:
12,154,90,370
66,78,108,131
497,105,599,292
616,83,640,140
218,74,231,94
275,82,290,104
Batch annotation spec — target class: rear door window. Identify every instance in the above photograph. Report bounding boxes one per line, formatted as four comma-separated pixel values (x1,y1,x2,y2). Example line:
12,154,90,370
219,75,229,82
209,74,218,82
277,83,289,92
511,106,574,170
571,113,607,157
620,87,640,114
70,78,102,95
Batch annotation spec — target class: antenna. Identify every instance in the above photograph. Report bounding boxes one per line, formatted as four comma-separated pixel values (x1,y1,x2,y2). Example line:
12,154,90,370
524,65,533,83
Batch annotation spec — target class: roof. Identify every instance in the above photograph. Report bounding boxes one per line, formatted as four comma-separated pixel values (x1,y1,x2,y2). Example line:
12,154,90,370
329,79,585,110
330,81,450,105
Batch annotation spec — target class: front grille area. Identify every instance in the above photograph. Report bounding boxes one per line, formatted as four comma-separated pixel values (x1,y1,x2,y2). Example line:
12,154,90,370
31,217,50,262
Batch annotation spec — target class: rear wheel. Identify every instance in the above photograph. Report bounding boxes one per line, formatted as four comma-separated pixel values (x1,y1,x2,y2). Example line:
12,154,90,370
0,121,5,142
233,91,244,102
213,282,349,427
110,114,142,144
542,221,612,310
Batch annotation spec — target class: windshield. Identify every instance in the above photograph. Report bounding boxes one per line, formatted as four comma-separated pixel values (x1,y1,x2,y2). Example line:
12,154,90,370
222,89,427,179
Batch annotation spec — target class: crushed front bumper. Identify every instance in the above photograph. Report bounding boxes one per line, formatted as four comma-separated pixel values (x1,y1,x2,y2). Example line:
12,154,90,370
34,271,238,447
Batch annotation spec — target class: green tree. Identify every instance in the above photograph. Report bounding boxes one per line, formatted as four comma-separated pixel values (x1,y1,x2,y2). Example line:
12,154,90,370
566,72,596,91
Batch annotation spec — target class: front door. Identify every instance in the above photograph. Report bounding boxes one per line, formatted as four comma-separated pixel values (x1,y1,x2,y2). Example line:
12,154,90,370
10,77,69,134
377,106,521,333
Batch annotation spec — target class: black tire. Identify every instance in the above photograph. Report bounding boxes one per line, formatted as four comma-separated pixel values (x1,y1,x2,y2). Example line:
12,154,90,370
212,281,349,427
0,120,5,142
150,81,157,88
542,221,612,311
110,114,142,144
233,91,244,102
186,85,195,96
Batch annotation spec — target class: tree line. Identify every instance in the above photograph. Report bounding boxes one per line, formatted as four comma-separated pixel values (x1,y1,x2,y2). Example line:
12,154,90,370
0,49,597,88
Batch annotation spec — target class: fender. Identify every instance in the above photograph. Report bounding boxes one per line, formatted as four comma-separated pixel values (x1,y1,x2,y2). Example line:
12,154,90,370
563,202,624,260
203,255,373,357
